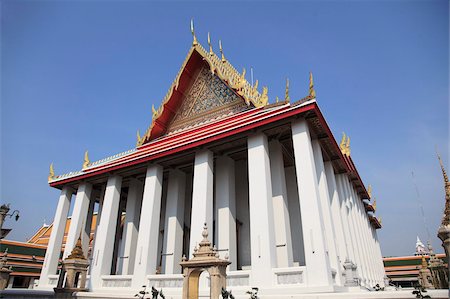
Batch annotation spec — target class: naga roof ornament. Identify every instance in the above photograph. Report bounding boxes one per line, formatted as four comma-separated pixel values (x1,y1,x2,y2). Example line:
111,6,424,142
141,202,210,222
139,21,269,145
82,150,90,169
48,163,55,182
367,184,372,199
340,132,351,156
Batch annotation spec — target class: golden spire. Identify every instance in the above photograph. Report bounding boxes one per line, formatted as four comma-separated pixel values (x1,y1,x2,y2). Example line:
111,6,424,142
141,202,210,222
276,96,280,103
285,78,290,102
207,32,213,55
82,151,90,169
190,19,198,46
367,185,372,199
309,72,316,98
373,198,377,211
437,152,450,226
48,163,55,182
67,233,86,260
219,40,226,63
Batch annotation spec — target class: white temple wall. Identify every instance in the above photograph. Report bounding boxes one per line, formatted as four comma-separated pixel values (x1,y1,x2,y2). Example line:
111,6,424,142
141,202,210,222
284,166,306,266
235,159,251,269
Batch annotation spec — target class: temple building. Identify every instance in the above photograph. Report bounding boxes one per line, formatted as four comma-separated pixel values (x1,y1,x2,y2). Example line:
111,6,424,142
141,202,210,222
37,25,385,297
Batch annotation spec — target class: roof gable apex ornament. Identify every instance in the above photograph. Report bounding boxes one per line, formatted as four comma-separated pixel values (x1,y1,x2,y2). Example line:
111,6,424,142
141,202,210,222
82,150,90,170
136,130,144,147
207,32,213,56
190,19,198,46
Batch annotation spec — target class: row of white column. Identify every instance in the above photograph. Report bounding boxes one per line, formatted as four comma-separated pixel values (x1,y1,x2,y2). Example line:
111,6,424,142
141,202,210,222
39,118,385,290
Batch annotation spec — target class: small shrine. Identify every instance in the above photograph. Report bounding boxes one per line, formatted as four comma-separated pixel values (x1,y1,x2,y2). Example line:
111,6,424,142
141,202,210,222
54,235,89,297
180,223,230,299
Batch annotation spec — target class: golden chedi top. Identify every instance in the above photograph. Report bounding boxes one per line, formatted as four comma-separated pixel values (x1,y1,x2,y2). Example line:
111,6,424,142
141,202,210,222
67,235,86,260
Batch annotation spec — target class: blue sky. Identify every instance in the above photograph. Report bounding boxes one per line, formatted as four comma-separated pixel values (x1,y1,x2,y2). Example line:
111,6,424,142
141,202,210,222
1,0,448,257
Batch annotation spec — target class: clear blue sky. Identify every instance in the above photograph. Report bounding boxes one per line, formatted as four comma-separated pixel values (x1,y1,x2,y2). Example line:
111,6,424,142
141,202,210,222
1,0,448,257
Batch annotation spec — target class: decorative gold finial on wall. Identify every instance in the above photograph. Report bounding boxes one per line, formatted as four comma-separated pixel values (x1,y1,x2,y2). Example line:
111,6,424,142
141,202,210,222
48,163,55,182
309,72,316,98
190,19,198,46
219,40,226,63
82,151,90,169
207,32,213,55
285,78,290,102
367,185,372,199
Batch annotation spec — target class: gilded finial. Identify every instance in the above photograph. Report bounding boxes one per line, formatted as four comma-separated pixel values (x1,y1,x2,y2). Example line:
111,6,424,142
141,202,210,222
285,78,290,102
207,32,213,55
48,163,55,182
378,216,382,225
367,185,372,198
309,72,316,98
260,86,269,106
190,19,198,46
373,198,377,211
219,40,226,63
136,130,143,147
345,135,351,156
82,150,90,169
276,96,279,103
339,132,347,155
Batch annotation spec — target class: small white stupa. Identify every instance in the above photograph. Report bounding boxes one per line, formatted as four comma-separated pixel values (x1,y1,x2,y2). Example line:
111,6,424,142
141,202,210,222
415,236,429,256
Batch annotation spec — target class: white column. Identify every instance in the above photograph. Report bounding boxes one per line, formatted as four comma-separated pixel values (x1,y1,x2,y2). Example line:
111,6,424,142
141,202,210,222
291,119,333,287
269,140,293,268
162,169,186,274
248,132,277,285
285,166,305,266
90,175,122,289
324,162,348,264
235,160,251,269
215,156,237,270
132,164,163,288
189,150,214,258
39,187,73,287
342,177,364,283
336,175,355,261
83,197,95,258
312,140,341,285
118,179,143,275
63,183,92,259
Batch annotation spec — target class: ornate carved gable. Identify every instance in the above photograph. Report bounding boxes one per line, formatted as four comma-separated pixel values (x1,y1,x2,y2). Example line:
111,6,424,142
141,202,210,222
167,66,248,133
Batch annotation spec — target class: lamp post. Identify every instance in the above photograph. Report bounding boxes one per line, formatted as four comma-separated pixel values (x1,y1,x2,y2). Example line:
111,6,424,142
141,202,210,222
0,204,20,240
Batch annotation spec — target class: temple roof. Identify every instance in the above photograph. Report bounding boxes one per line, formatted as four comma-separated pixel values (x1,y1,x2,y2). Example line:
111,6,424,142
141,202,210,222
48,27,373,211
